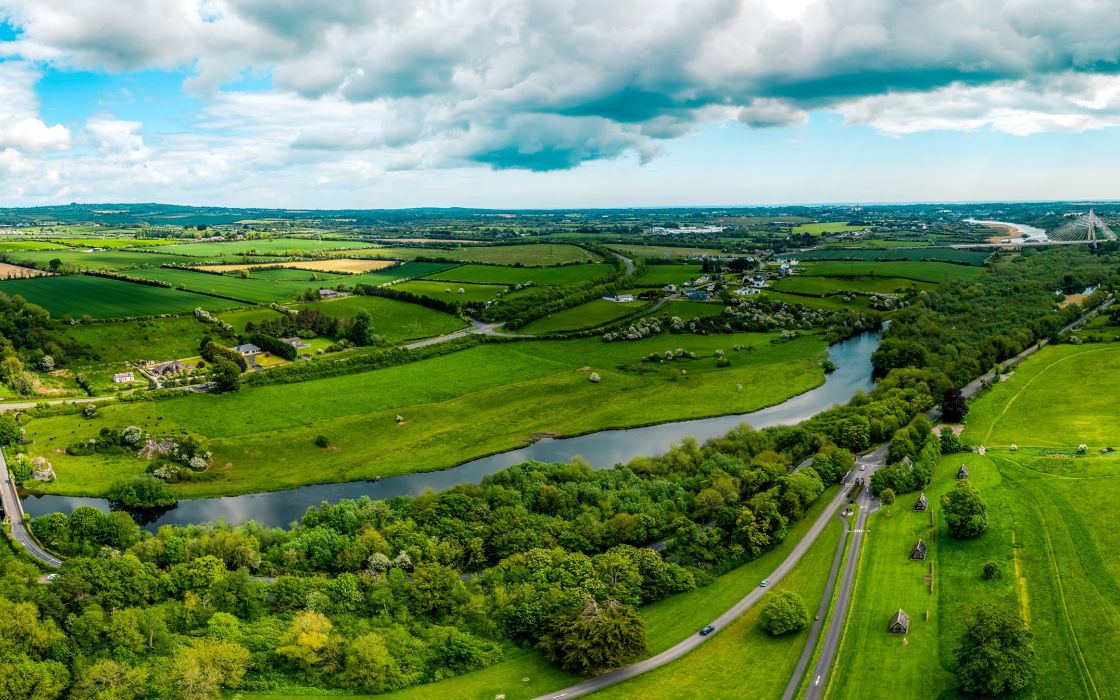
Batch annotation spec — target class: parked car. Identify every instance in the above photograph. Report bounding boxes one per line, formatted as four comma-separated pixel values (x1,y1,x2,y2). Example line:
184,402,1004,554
760,579,771,587
699,625,716,636
859,464,866,471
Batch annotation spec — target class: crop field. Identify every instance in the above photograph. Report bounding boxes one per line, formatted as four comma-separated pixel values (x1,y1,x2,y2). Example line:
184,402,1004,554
61,316,217,364
520,299,644,334
0,275,239,319
0,262,51,279
135,237,378,257
7,249,210,270
607,244,724,259
392,279,508,304
781,248,990,265
128,267,326,303
772,275,936,296
191,259,397,274
302,295,468,342
798,261,984,284
793,222,870,235
345,262,457,287
234,267,347,283
24,331,829,497
633,264,704,286
423,262,614,285
363,243,599,266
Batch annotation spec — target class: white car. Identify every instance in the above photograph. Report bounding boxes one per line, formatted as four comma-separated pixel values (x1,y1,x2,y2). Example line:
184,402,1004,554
859,464,866,471
760,579,771,587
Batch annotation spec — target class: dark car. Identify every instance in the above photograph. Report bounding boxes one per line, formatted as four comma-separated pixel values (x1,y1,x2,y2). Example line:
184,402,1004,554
699,625,716,636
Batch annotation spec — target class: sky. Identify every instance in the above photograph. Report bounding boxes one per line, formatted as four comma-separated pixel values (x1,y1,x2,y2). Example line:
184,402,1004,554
1,0,1120,209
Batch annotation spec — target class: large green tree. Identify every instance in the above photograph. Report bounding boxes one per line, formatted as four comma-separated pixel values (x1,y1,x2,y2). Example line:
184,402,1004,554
538,597,647,675
942,479,988,539
760,591,811,636
955,604,1036,695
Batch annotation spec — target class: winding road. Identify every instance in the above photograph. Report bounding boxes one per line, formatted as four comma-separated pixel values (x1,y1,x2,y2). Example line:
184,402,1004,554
0,446,62,567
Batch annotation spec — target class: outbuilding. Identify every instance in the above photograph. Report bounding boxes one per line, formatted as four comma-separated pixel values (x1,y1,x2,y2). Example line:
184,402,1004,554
888,609,910,634
957,464,970,479
911,539,927,560
914,493,928,511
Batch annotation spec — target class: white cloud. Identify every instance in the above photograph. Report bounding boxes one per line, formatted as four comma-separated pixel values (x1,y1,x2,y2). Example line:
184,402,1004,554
0,61,69,150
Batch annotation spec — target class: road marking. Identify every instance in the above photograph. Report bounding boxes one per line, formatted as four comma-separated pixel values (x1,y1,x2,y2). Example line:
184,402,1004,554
815,675,821,686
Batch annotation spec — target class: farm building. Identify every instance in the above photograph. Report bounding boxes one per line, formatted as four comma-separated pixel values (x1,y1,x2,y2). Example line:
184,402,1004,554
235,343,261,356
735,287,760,296
112,372,135,384
148,361,183,377
911,539,927,560
663,284,677,292
888,609,910,634
602,294,635,303
281,337,311,350
957,464,970,479
318,288,348,299
685,289,710,300
914,493,928,511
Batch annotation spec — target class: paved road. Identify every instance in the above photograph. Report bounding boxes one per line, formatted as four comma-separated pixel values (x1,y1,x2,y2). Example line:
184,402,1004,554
533,477,856,700
802,456,882,700
613,251,635,276
0,447,62,567
401,319,523,349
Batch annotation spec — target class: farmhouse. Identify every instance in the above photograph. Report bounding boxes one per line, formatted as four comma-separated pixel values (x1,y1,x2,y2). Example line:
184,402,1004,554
318,288,348,299
751,275,768,288
603,294,635,303
663,284,677,292
911,539,927,560
235,343,262,356
148,361,183,377
281,337,311,350
914,493,928,511
112,372,135,384
957,464,970,479
888,609,910,634
735,287,760,296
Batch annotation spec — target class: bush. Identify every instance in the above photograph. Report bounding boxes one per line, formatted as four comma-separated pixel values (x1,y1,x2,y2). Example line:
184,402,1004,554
314,435,329,448
879,488,895,505
107,475,177,508
982,561,1000,580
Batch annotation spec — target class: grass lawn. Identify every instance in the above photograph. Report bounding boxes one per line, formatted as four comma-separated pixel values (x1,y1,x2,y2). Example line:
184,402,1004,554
392,280,508,304
773,275,936,297
798,261,983,284
135,238,377,257
363,244,598,266
23,332,828,497
633,264,704,287
301,295,468,343
60,316,217,364
0,275,239,319
423,263,615,286
519,299,644,334
128,267,325,303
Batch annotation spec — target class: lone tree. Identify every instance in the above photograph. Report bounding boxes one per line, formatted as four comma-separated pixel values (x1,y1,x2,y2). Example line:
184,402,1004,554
942,480,988,539
879,488,896,506
760,591,810,636
942,388,968,423
538,597,647,675
955,604,1036,695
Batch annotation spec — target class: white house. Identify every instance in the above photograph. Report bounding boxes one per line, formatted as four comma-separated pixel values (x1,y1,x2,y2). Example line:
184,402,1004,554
112,372,135,383
735,287,760,296
234,343,262,356
603,294,635,303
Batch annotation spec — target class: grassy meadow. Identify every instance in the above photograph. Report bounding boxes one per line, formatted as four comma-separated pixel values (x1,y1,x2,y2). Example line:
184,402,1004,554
22,332,829,497
798,261,984,284
773,275,936,297
392,280,508,304
361,243,598,266
633,264,705,286
0,275,239,318
136,238,377,257
128,267,331,303
302,295,468,343
424,263,614,285
519,299,644,334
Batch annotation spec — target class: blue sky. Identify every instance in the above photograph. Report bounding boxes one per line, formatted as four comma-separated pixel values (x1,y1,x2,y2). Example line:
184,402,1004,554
0,1,1119,208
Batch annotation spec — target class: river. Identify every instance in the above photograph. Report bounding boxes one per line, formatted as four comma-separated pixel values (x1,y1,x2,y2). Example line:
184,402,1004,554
965,219,1050,241
21,329,881,530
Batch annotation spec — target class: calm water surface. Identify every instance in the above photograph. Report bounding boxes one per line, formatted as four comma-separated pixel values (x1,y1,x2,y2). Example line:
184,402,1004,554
22,330,880,529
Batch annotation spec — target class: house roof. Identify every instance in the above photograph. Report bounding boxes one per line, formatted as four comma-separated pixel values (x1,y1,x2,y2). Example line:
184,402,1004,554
958,464,970,478
235,343,261,353
912,539,927,557
916,493,928,507
890,608,910,629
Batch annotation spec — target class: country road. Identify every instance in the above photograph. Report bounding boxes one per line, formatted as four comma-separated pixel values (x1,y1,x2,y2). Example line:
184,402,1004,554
0,447,62,567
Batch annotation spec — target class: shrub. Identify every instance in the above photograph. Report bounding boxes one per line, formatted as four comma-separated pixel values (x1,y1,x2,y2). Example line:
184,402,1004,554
315,435,329,448
982,561,1000,580
589,372,601,383
107,475,177,508
879,488,896,505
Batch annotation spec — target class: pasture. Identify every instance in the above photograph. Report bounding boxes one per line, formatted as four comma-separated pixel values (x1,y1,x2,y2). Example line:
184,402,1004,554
392,279,508,304
346,262,457,287
136,237,377,257
128,267,327,303
0,240,64,251
8,249,210,270
423,262,615,286
0,275,239,319
56,238,181,248
302,295,468,343
607,244,724,259
192,259,397,274
652,300,727,321
633,264,704,286
782,248,990,265
363,243,599,266
520,298,643,334
24,331,829,497
798,261,984,284
772,275,936,297
61,316,216,364
793,222,870,235
760,291,873,312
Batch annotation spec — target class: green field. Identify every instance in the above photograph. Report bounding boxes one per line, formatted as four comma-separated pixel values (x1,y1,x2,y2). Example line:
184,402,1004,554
760,291,873,312
7,249,210,271
215,307,287,333
773,275,936,297
607,244,724,259
423,263,614,285
61,316,218,364
363,244,598,266
345,262,458,287
798,261,984,284
633,264,704,286
519,299,645,334
0,275,239,319
57,238,182,248
135,237,377,257
651,300,727,321
0,240,64,251
128,267,325,303
243,267,347,283
392,280,508,304
23,331,828,498
793,222,870,235
303,295,468,343
782,248,990,265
